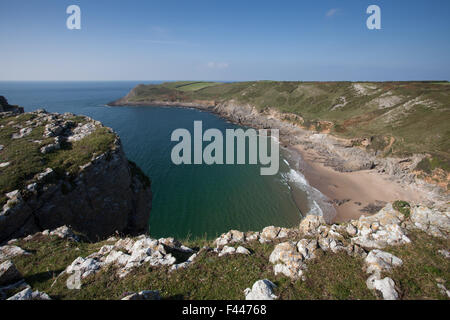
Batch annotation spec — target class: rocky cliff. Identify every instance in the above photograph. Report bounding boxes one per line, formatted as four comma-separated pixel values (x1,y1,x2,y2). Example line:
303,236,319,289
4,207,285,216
0,96,24,114
0,109,152,243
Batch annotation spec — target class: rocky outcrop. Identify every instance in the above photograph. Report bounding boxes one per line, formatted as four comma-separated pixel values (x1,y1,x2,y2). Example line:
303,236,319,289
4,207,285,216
0,96,23,115
121,290,160,300
7,287,51,300
244,280,277,300
0,260,22,286
0,110,152,243
63,235,195,288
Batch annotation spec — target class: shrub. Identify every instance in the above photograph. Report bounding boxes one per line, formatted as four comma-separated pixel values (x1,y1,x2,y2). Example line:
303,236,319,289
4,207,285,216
393,200,411,218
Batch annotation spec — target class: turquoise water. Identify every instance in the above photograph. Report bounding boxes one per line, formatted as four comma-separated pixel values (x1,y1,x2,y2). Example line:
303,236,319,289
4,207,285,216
0,81,315,239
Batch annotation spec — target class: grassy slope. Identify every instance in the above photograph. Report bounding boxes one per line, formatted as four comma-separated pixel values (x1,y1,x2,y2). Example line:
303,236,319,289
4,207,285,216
8,229,449,300
0,113,116,205
126,81,450,174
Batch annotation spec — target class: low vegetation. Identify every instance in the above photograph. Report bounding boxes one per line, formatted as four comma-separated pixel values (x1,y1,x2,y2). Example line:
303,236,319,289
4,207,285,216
0,113,116,206
7,230,449,300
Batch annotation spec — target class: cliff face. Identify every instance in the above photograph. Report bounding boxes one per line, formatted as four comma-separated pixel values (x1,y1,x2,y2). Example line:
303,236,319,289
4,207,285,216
0,109,152,243
0,96,24,114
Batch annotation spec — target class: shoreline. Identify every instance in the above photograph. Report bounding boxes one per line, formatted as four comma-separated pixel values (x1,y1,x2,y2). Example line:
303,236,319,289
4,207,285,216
292,144,427,222
108,99,447,223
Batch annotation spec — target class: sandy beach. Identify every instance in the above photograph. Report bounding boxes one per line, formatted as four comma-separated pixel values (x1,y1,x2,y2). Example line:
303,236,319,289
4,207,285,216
293,144,427,222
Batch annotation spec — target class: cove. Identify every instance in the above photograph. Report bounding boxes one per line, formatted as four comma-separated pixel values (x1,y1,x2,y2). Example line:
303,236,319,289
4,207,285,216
0,81,312,239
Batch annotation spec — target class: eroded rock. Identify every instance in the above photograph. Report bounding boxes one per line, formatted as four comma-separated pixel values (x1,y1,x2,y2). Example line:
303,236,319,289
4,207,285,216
244,279,277,300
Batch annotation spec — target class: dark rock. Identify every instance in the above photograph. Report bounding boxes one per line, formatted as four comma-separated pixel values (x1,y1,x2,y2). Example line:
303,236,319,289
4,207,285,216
0,260,23,286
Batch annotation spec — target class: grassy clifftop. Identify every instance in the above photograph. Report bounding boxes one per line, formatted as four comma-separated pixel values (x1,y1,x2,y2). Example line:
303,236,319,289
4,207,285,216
118,81,450,176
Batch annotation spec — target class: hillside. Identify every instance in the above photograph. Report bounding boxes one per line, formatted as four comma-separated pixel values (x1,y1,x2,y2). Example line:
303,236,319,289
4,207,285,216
110,81,450,184
1,202,449,300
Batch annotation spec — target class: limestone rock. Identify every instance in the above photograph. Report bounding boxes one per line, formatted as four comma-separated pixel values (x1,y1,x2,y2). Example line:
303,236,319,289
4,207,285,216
49,225,79,241
0,245,29,262
437,283,450,298
410,205,450,238
259,226,280,242
244,280,277,300
0,260,23,286
214,230,245,247
218,246,236,257
6,287,51,300
365,250,403,275
122,290,160,300
438,249,450,259
351,204,410,249
236,246,251,255
299,215,325,236
372,277,399,300
269,241,305,279
0,110,152,244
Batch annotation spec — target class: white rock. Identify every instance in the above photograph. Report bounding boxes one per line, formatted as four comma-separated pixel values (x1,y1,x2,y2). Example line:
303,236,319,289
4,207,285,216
438,249,450,259
437,283,450,298
269,242,305,279
244,280,277,300
299,215,325,236
121,290,160,300
259,226,280,242
49,225,78,241
218,246,236,257
236,246,251,255
7,288,33,300
0,245,29,261
410,206,450,238
0,260,23,286
372,277,399,300
365,250,403,275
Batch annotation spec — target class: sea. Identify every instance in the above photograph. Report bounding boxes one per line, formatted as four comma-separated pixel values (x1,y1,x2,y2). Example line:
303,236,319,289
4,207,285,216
0,81,331,239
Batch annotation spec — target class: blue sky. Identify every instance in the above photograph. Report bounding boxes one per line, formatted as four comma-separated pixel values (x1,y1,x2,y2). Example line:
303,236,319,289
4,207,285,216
1,0,449,81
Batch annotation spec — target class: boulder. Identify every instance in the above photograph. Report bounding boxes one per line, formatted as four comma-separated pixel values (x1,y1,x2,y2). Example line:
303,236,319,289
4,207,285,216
365,250,403,275
236,246,251,255
244,280,277,300
0,245,29,262
269,241,305,279
351,204,410,249
0,260,22,286
49,225,79,241
372,277,399,300
299,215,325,236
259,226,280,242
6,287,51,300
410,206,450,238
121,290,160,300
218,246,236,257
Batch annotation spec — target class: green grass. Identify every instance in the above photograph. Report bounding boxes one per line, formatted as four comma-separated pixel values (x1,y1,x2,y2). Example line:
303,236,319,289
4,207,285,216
393,200,411,218
384,231,450,300
163,81,222,92
7,229,448,300
0,114,116,205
